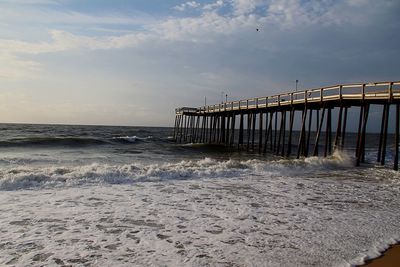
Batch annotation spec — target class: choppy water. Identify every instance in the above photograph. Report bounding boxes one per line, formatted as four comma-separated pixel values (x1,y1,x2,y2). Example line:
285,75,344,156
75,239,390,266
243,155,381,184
0,123,399,266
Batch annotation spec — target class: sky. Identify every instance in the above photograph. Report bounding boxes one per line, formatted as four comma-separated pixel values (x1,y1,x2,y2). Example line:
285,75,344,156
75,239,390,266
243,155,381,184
0,0,399,127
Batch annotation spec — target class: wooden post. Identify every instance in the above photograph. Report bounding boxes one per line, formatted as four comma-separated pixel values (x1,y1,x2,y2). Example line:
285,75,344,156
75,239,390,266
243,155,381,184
203,116,207,143
355,106,364,158
179,115,184,143
175,115,181,141
377,105,387,162
281,111,287,156
334,106,343,150
197,115,201,142
277,111,284,155
184,115,189,142
313,107,326,156
213,115,218,143
324,108,331,157
226,114,231,146
231,113,236,146
259,111,263,153
273,111,278,151
263,111,271,153
395,104,399,170
247,113,251,151
297,108,307,159
305,109,313,157
341,107,348,149
327,108,332,155
221,115,226,144
238,113,244,148
269,112,274,151
356,104,370,166
173,115,178,140
208,115,213,144
252,111,256,150
191,115,195,143
286,109,295,157
381,104,390,166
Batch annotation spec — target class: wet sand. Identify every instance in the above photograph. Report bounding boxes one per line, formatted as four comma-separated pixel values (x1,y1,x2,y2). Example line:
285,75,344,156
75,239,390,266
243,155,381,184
364,244,400,267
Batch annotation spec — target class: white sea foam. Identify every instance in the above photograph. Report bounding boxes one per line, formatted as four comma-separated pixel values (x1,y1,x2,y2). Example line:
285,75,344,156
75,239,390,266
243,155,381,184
1,155,400,266
0,168,399,266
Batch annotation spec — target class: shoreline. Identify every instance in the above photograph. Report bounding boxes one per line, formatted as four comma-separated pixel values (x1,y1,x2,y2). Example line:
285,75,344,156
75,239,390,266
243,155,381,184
362,244,400,267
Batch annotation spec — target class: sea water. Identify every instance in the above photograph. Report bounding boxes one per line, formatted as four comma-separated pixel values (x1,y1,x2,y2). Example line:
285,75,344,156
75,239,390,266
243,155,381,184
0,123,399,266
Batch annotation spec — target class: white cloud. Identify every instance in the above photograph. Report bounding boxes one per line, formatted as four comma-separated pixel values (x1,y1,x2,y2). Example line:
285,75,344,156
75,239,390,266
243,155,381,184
203,0,225,10
173,1,201,12
231,0,265,16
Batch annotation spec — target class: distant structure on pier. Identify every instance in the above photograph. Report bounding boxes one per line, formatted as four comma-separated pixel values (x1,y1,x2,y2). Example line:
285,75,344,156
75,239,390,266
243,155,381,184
173,81,400,170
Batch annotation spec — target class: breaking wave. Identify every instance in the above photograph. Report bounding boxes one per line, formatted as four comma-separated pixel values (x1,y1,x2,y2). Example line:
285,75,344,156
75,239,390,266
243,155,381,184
0,151,387,191
112,136,152,143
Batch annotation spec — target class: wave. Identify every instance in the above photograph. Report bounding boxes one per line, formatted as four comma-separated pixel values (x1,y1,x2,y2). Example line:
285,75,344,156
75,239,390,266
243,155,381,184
111,136,152,143
1,151,391,191
0,137,109,147
0,135,155,148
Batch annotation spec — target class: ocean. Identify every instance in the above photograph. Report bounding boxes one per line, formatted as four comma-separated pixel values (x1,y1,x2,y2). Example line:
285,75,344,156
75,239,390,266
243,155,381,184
0,123,399,266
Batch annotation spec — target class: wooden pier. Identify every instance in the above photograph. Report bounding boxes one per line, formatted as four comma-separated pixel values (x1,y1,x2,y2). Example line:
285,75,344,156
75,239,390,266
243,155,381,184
173,81,400,170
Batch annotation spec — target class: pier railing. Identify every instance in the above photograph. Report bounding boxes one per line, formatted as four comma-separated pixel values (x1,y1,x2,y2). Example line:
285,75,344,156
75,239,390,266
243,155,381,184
176,81,400,114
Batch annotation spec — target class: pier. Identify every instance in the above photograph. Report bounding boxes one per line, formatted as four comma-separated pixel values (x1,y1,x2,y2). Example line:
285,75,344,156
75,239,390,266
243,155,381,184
173,81,400,170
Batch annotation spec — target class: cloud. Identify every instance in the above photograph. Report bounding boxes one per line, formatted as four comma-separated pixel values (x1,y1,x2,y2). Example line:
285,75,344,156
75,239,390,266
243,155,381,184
173,1,201,12
203,0,225,11
0,3,154,27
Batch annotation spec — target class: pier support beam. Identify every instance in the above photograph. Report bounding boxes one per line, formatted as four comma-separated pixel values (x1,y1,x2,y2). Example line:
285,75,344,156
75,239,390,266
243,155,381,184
297,108,308,159
381,104,390,166
238,113,244,149
231,113,236,146
341,107,348,149
377,105,388,162
305,109,313,157
356,104,370,166
252,111,256,150
259,112,263,153
247,113,251,151
313,107,326,156
395,104,399,170
334,106,343,151
286,109,295,157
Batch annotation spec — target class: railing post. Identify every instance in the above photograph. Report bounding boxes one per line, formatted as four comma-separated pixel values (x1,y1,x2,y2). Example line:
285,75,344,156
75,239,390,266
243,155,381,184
278,95,280,106
265,97,268,108
320,88,323,102
290,93,293,105
304,90,307,104
361,84,365,101
389,82,394,102
339,85,343,101
256,98,259,108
